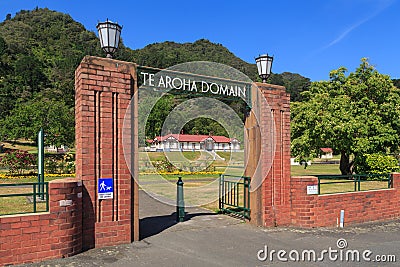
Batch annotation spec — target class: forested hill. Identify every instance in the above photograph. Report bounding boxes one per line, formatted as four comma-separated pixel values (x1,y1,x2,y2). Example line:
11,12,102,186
129,39,259,80
0,8,310,145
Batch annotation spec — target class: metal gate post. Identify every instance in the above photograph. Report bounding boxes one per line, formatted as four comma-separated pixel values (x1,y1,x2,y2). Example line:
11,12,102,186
38,128,45,200
176,176,185,222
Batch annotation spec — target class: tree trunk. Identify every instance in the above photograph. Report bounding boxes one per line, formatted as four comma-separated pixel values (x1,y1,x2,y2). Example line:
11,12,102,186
339,151,353,175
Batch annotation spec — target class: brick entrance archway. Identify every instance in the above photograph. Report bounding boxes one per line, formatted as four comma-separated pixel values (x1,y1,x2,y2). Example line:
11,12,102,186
75,56,290,248
75,56,139,248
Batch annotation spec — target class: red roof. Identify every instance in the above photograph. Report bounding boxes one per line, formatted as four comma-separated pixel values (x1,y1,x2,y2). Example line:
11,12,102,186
149,134,237,143
320,148,333,153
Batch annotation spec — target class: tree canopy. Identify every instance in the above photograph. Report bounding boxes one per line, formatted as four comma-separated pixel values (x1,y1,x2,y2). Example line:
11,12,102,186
0,8,312,146
0,94,74,146
291,58,400,174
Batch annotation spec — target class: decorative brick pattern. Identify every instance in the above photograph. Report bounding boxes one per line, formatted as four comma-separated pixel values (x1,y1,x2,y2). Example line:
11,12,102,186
255,83,291,227
75,56,139,250
0,178,82,266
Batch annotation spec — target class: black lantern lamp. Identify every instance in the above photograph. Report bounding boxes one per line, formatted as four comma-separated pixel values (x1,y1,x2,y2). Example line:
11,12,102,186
255,54,274,83
96,19,122,58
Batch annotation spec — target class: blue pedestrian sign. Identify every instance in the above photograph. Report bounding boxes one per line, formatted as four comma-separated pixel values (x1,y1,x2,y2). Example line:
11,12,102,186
98,178,114,199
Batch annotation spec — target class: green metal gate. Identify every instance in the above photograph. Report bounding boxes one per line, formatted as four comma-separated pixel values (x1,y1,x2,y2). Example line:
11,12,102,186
219,174,250,219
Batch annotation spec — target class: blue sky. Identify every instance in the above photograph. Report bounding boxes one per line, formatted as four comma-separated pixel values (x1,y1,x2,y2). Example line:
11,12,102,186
1,0,399,81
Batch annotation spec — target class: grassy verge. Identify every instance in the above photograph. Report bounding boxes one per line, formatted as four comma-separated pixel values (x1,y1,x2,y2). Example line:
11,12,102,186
0,187,48,215
319,180,390,194
0,175,73,184
291,164,341,176
140,151,202,162
0,175,74,215
1,140,37,154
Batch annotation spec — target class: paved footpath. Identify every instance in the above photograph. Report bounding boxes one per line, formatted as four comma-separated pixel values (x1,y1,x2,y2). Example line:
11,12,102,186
20,190,400,267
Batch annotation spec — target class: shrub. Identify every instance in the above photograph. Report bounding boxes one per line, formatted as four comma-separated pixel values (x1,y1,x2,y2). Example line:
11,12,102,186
0,150,36,175
63,153,75,174
153,160,177,173
44,153,75,174
356,153,399,176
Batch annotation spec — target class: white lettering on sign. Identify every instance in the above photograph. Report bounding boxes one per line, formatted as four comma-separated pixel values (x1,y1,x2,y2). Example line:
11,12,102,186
140,71,247,98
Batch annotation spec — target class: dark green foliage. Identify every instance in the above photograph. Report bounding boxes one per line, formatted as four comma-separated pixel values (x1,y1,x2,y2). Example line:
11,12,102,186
0,8,310,146
145,95,175,138
270,72,311,102
0,35,6,56
14,55,48,94
393,79,400,89
355,153,399,175
0,8,104,145
129,39,259,81
182,118,228,137
0,95,75,146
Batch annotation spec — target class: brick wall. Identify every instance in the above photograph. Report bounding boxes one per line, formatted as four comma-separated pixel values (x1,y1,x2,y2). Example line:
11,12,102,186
290,174,400,227
75,56,139,249
254,82,400,228
0,178,82,266
255,83,291,227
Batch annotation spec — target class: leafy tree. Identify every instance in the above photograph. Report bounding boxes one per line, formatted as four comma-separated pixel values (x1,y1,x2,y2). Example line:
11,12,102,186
0,96,74,146
144,95,175,139
291,58,400,174
14,55,48,94
183,118,228,136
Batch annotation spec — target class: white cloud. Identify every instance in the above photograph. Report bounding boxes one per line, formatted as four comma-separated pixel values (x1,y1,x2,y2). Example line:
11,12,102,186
320,0,394,51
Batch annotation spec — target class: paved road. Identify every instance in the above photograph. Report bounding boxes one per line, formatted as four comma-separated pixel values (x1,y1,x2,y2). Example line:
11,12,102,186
20,190,400,266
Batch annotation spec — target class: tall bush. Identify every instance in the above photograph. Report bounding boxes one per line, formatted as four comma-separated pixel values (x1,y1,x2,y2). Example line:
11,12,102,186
0,150,36,174
356,153,399,175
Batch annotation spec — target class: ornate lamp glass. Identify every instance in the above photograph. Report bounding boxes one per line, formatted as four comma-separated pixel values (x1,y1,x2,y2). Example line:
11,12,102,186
255,54,274,83
96,19,122,58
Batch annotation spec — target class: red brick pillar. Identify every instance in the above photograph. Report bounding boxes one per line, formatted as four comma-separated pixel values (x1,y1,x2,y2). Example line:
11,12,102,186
246,83,291,227
75,56,139,249
260,83,291,226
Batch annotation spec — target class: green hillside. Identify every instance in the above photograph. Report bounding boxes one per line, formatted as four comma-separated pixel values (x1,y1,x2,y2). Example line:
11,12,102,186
0,8,310,145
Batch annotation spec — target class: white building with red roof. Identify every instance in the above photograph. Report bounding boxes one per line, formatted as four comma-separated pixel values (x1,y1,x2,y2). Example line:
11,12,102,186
146,134,240,152
320,147,333,159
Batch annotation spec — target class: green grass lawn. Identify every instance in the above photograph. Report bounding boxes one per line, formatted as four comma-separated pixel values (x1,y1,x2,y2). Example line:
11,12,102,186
291,164,391,194
140,151,201,162
0,175,73,215
1,140,37,154
291,164,341,176
0,187,48,215
216,151,244,162
319,180,390,194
